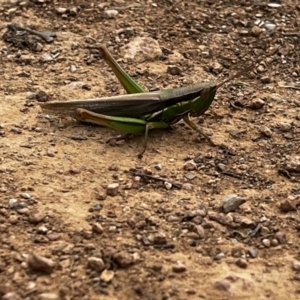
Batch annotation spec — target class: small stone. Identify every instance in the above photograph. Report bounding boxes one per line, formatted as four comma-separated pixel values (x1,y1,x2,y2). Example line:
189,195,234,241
47,148,55,157
92,223,104,234
248,98,265,110
154,164,162,170
260,76,271,83
69,167,80,175
37,226,48,234
28,254,56,274
40,53,53,62
167,66,182,76
214,279,231,291
260,126,272,137
36,91,49,102
69,7,78,16
236,258,247,268
152,232,167,245
47,233,61,241
2,292,21,300
279,197,299,212
56,7,67,14
172,261,186,273
222,194,246,213
183,160,197,171
106,183,119,196
104,9,118,18
251,25,263,37
164,181,172,190
262,238,271,248
194,225,205,239
28,210,46,224
100,269,114,283
9,215,19,224
286,156,300,173
17,207,29,215
182,183,194,191
8,199,18,208
257,65,265,73
70,65,77,73
87,257,105,272
38,293,58,300
215,252,225,260
166,215,180,222
270,239,279,247
275,231,286,244
113,252,134,268
278,122,292,132
292,260,300,271
20,193,31,199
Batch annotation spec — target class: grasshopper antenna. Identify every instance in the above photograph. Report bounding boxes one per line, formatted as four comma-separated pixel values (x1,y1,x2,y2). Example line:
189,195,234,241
217,62,255,89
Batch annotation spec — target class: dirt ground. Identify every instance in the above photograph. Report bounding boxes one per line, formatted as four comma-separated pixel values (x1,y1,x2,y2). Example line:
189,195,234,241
0,0,300,299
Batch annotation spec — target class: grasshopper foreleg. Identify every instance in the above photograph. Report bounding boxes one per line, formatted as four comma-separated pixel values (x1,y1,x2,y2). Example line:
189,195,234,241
183,116,216,146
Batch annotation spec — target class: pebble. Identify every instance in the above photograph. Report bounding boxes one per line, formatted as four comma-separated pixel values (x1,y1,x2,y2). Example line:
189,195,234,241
167,66,182,76
183,160,197,171
154,164,162,170
8,199,18,208
262,238,271,248
40,53,53,62
222,194,246,213
236,258,248,269
17,207,29,215
2,292,21,300
215,252,225,260
152,232,167,245
37,226,48,234
20,193,31,199
279,198,296,212
100,269,114,283
104,9,118,18
248,98,265,110
87,257,105,272
260,126,272,138
182,183,194,191
56,7,67,14
292,260,300,271
247,247,258,258
164,181,172,190
172,261,186,273
28,254,56,274
47,233,61,241
70,65,77,73
28,210,46,224
92,223,104,234
9,215,19,224
275,231,286,244
260,76,271,83
257,65,265,73
106,183,119,196
251,25,263,37
38,293,58,300
194,225,205,239
278,122,292,132
214,279,231,291
113,252,134,268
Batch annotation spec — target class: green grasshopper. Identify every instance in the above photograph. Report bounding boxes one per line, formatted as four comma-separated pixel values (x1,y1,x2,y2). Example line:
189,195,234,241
40,45,250,157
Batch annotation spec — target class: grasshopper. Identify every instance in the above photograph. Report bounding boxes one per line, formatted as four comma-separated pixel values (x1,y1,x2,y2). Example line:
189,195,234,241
40,45,251,157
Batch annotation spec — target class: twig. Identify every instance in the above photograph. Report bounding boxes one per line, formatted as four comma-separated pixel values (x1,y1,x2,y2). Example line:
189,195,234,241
132,172,182,189
279,85,300,90
7,23,56,43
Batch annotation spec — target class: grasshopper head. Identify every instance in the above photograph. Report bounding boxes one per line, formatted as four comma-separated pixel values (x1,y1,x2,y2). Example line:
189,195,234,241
190,83,218,117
